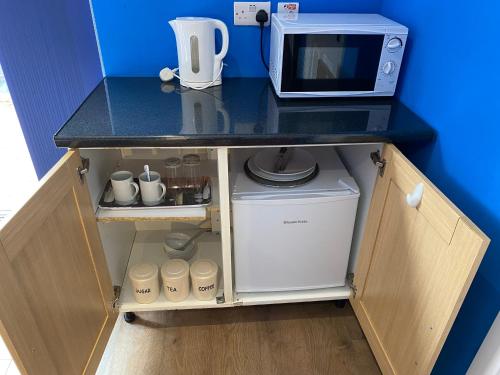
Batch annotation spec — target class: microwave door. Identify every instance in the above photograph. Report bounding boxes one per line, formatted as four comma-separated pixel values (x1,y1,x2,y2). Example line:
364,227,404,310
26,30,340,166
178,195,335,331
317,53,340,79
299,48,342,80
281,34,385,93
300,48,319,79
299,48,343,79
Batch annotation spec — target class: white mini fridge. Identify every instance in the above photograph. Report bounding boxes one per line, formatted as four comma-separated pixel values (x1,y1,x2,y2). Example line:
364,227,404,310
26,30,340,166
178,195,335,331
231,147,360,293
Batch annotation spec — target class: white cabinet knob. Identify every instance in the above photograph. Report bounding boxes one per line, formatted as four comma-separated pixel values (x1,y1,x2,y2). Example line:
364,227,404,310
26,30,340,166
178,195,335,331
406,183,424,208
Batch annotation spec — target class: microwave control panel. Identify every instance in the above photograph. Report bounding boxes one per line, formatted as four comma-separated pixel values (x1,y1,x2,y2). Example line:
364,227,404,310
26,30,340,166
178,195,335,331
374,34,408,94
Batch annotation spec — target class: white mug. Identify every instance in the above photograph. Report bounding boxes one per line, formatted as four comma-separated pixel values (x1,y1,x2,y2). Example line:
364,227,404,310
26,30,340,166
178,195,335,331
110,171,139,205
139,171,166,206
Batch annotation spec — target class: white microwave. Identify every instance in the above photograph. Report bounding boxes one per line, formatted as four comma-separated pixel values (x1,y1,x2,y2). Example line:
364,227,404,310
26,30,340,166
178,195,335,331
269,14,408,98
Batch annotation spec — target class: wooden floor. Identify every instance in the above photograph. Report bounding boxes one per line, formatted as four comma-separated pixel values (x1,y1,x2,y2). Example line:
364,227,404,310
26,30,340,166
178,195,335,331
98,301,381,375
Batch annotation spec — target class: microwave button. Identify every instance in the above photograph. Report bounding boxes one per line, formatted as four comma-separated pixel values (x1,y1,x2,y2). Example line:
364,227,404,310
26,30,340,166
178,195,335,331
382,61,396,75
387,37,403,52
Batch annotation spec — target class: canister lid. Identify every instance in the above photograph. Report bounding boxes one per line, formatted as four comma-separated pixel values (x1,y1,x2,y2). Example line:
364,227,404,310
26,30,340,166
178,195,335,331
190,259,218,279
129,263,158,282
161,259,189,280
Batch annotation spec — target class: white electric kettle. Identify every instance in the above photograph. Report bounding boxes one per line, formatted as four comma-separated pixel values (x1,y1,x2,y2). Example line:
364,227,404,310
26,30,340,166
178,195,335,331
169,17,229,89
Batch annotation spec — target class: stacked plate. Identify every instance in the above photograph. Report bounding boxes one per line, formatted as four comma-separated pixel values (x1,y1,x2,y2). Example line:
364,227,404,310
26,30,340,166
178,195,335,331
245,148,319,187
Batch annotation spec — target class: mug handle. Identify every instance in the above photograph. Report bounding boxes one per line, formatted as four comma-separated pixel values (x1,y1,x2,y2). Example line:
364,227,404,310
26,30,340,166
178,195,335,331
159,183,167,200
131,182,140,199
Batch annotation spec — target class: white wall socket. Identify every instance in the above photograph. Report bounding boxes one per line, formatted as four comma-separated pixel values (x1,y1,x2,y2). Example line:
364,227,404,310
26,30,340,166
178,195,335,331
234,2,271,26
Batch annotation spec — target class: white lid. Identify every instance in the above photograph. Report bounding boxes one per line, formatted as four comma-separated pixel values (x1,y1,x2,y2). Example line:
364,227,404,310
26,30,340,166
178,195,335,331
129,263,158,282
161,259,189,280
175,17,213,22
232,147,360,198
250,148,316,182
183,154,201,166
190,259,218,280
165,157,181,168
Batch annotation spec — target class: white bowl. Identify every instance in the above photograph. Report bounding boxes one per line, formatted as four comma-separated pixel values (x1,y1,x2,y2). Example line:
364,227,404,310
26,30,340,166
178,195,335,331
163,232,196,260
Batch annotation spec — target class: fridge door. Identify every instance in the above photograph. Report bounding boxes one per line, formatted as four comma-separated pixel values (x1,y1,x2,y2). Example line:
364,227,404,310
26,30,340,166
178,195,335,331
233,194,359,292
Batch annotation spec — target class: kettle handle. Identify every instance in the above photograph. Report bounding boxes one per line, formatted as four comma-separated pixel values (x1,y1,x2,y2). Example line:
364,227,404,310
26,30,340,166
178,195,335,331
217,107,230,133
212,19,229,64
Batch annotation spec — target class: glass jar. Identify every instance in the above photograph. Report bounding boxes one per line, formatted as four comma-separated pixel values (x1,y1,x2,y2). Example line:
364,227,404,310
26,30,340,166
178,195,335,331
164,157,183,204
165,157,182,186
182,154,202,190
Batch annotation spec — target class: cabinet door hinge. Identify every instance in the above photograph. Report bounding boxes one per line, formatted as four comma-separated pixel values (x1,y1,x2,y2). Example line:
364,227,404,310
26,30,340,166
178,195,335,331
370,151,386,177
347,272,357,298
216,293,225,304
77,157,90,183
112,285,121,311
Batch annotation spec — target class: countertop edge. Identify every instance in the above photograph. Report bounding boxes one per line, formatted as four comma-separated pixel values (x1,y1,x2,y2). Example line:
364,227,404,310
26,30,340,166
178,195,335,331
54,133,436,149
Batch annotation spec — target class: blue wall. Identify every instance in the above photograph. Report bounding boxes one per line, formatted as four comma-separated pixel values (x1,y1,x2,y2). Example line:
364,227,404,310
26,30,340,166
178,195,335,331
379,0,500,373
92,0,382,77
0,0,102,177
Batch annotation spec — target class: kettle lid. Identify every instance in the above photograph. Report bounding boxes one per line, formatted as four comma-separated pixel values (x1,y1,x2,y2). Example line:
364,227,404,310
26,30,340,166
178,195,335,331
174,16,214,22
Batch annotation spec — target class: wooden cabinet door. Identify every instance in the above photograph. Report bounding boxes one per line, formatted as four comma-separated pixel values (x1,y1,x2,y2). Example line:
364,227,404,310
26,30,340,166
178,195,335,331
351,145,489,375
0,151,117,375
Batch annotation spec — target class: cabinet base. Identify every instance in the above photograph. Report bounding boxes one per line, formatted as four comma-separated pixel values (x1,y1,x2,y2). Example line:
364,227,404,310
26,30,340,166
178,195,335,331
334,299,347,309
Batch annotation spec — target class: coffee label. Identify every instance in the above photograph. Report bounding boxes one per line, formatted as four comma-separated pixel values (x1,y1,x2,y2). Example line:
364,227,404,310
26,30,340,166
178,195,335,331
199,284,215,292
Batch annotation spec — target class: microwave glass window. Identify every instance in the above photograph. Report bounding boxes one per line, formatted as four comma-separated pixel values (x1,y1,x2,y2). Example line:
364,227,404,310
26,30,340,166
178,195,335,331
281,34,385,92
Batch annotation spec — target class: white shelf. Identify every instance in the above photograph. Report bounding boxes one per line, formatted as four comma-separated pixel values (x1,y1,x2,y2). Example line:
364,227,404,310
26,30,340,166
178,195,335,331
119,230,226,313
96,205,209,222
235,284,352,306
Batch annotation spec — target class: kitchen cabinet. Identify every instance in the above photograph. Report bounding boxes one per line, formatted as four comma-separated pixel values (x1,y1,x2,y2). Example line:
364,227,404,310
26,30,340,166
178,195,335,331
350,145,488,375
0,142,488,375
0,151,116,375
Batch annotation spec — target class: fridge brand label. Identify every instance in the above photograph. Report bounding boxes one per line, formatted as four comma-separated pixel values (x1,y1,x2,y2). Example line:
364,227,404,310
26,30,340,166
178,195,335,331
283,219,309,225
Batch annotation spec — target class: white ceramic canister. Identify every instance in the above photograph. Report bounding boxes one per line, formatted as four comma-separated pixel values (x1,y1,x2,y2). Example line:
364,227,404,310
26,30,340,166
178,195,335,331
128,263,160,304
161,259,190,302
190,259,218,301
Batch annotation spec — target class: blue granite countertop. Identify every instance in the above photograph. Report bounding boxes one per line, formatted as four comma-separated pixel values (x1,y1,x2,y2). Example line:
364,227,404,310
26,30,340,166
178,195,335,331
54,77,434,148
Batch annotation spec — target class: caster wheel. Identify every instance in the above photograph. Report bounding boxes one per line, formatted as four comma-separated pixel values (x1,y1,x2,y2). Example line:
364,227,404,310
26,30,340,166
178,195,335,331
334,300,347,309
124,312,136,323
